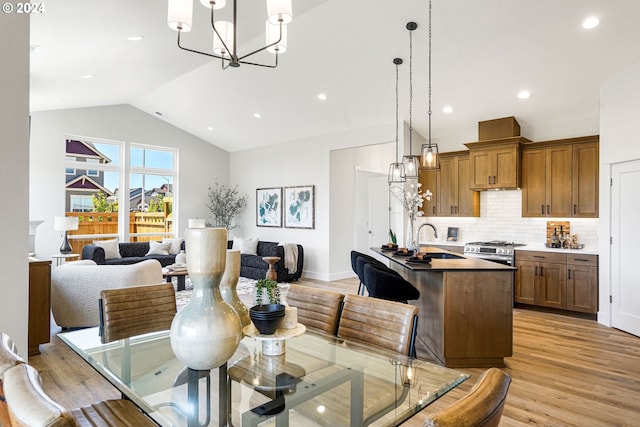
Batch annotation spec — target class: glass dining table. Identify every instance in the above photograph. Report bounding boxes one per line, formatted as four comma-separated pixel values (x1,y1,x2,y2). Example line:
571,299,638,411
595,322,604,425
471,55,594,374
59,327,468,427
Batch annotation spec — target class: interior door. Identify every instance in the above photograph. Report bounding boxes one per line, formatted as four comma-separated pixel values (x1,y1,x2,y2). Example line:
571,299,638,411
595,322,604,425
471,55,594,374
611,159,640,337
368,175,392,249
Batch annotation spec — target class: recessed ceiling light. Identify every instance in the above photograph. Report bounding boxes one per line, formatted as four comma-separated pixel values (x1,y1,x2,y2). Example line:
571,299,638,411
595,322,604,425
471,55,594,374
207,126,214,131
155,111,163,116
517,90,531,99
81,74,95,79
127,35,144,42
317,93,327,100
253,113,262,118
582,16,600,29
443,105,453,114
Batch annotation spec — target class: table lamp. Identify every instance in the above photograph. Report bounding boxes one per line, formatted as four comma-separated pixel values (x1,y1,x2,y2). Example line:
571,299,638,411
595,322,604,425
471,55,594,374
54,216,79,254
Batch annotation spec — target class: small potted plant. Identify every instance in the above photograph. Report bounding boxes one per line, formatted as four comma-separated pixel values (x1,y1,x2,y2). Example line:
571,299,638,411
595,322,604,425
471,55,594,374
255,278,281,305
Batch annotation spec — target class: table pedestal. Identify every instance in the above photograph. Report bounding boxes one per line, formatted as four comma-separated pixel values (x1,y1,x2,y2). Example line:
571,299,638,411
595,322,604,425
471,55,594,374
262,256,281,281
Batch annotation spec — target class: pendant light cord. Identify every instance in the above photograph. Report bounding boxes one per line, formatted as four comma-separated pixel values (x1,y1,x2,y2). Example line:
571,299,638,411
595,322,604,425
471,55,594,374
395,61,400,162
409,28,413,154
428,0,432,148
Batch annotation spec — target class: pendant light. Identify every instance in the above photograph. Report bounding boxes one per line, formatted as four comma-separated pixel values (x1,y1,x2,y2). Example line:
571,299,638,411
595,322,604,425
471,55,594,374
421,1,440,170
401,22,420,179
388,58,406,184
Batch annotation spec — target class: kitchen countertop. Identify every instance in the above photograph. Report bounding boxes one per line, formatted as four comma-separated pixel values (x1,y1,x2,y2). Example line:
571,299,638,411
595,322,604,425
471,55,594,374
372,247,516,271
420,241,598,255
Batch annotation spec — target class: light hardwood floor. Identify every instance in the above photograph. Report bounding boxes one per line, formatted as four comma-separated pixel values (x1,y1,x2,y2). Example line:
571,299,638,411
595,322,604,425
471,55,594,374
29,278,640,426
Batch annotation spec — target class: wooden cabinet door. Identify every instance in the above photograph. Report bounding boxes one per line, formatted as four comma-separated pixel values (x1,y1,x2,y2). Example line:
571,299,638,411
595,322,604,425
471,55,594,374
469,149,491,190
572,141,599,218
515,260,537,304
456,156,480,217
536,261,566,309
29,260,51,356
546,145,572,217
566,264,598,313
493,146,519,188
437,156,457,216
521,147,547,217
419,168,438,217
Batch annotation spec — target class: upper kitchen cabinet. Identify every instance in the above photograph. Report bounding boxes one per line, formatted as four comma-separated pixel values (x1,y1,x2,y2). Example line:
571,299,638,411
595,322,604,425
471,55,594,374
418,168,438,217
465,138,529,190
437,152,480,217
521,136,599,218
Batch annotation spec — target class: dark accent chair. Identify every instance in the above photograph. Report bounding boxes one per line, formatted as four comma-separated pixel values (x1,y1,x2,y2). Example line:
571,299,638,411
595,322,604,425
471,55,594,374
363,262,420,304
227,241,303,283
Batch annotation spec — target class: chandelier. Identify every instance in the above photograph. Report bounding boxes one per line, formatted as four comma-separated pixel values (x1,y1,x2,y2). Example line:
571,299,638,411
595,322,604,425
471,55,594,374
420,0,440,170
167,0,293,69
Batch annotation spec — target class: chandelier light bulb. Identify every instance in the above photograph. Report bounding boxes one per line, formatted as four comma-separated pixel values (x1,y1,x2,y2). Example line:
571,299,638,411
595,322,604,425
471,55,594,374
266,20,287,53
267,0,293,25
200,0,226,10
167,0,193,32
213,21,234,57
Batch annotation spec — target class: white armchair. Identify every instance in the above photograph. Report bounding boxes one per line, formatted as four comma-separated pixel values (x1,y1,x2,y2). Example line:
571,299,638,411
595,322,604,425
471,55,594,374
51,259,164,329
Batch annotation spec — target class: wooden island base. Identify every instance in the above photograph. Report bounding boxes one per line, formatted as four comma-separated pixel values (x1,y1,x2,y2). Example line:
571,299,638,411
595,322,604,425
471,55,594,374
375,247,514,368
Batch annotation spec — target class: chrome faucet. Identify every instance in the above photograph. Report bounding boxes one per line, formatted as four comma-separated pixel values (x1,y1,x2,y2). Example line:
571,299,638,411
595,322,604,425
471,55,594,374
417,222,438,245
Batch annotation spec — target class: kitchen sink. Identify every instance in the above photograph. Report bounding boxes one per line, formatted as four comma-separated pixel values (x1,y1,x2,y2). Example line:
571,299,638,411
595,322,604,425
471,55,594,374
425,253,465,259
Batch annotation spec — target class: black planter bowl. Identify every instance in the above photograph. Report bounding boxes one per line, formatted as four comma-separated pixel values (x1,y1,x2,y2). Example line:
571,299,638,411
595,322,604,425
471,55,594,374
250,304,286,335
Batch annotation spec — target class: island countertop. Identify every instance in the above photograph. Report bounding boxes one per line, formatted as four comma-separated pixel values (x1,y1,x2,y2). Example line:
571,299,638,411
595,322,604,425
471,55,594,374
371,246,516,271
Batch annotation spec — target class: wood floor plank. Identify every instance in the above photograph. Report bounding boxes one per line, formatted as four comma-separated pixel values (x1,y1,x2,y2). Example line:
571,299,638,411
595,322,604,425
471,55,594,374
27,276,640,426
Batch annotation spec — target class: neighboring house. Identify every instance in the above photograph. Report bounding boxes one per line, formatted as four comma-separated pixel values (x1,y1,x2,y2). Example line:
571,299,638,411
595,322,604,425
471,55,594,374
112,183,172,212
65,139,113,212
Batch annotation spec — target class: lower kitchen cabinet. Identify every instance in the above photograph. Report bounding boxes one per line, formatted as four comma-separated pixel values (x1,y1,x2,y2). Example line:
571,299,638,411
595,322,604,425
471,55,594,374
515,250,598,315
29,258,51,355
566,254,598,313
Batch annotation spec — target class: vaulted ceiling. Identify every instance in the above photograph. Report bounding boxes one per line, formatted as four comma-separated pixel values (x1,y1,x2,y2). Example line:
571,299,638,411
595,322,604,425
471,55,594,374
30,0,640,152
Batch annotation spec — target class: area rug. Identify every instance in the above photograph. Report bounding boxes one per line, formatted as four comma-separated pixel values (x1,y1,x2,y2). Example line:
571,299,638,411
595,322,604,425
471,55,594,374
175,277,259,310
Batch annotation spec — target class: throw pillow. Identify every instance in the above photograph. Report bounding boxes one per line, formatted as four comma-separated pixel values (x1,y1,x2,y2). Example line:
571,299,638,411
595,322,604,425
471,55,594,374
162,238,184,255
232,237,259,255
93,239,121,259
146,241,171,256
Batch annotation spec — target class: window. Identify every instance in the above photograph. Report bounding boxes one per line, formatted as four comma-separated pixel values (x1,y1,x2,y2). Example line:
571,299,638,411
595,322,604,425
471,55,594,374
64,138,177,253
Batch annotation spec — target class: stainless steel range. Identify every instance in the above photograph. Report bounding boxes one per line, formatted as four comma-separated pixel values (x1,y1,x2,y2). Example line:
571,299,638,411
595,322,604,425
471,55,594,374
463,241,516,266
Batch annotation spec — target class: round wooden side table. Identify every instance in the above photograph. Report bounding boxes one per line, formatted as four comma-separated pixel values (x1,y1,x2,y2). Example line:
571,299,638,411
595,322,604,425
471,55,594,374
262,256,281,281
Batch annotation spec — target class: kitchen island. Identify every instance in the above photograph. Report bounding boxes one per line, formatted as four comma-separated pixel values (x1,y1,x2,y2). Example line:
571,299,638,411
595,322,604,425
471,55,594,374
372,247,516,368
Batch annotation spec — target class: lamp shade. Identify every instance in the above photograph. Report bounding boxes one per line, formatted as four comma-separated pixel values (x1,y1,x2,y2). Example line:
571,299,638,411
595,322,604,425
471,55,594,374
167,0,193,32
421,143,440,170
402,155,420,179
54,216,79,232
388,163,406,184
266,20,287,53
213,21,234,56
188,218,206,228
267,0,293,24
200,0,226,9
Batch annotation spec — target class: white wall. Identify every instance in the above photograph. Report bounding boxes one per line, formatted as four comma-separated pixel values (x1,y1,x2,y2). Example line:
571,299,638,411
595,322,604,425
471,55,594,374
30,105,229,259
0,12,30,356
599,58,640,326
230,124,391,281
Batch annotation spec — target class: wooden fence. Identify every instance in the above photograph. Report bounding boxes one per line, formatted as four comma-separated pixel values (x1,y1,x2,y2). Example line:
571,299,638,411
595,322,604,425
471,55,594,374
65,211,173,255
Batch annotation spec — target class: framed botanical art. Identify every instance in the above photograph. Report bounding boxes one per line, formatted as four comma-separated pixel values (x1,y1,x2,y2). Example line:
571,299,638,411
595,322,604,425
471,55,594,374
256,187,282,227
284,185,315,229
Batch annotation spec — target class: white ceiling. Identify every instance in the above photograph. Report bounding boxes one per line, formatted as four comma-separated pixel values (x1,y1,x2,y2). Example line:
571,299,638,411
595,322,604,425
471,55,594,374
30,0,640,152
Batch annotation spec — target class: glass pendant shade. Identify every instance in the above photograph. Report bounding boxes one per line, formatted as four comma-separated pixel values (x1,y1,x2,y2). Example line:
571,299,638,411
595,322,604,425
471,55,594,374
168,0,193,32
266,20,287,53
388,162,406,184
402,155,420,179
200,0,226,9
213,21,234,56
267,0,293,24
421,143,440,170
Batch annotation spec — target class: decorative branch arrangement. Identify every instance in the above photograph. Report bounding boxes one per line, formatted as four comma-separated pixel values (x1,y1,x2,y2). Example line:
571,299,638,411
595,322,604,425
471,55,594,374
206,182,248,230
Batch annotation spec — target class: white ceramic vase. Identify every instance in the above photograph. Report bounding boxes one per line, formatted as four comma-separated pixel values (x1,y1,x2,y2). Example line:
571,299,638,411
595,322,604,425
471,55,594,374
220,249,251,328
170,227,242,370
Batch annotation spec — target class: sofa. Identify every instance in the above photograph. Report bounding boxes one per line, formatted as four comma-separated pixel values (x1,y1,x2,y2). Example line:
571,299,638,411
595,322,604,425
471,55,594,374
51,259,164,329
228,240,303,283
82,241,184,267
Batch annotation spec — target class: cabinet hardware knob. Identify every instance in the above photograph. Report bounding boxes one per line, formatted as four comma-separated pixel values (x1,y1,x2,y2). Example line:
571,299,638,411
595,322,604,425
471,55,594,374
488,176,491,185
568,268,572,279
574,258,589,262
535,266,538,276
546,205,550,215
541,205,545,215
540,266,544,275
573,204,577,215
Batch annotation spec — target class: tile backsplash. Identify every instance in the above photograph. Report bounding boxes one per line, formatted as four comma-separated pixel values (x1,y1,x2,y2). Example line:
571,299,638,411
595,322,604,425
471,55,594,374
417,190,599,249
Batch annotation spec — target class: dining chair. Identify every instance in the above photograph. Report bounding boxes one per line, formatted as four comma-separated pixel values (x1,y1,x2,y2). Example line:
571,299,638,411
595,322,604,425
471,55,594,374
3,363,157,426
99,282,177,344
1,332,24,378
337,294,418,357
422,368,512,427
286,285,345,335
363,262,420,303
